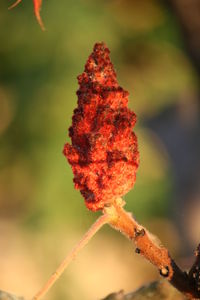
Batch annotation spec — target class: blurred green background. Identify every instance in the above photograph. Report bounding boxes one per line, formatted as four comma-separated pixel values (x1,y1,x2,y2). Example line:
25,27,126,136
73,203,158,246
0,0,200,299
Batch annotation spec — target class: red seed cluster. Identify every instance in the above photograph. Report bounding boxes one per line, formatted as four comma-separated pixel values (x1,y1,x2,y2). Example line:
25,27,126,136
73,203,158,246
63,42,139,211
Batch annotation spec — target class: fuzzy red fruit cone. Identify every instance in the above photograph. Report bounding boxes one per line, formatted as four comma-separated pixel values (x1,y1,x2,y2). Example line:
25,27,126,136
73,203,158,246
63,42,139,211
32,43,140,300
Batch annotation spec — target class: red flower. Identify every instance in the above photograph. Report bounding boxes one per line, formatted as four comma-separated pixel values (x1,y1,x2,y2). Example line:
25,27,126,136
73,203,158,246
9,0,45,31
63,42,139,211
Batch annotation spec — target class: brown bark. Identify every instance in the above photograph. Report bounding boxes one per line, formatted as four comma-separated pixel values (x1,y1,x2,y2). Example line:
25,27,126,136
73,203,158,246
104,200,200,299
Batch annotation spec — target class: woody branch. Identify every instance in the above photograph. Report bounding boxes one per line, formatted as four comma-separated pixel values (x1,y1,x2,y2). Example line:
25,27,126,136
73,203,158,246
104,199,200,300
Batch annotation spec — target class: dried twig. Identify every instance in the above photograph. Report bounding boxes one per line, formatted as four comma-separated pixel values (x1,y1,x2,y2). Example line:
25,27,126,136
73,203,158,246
32,214,111,300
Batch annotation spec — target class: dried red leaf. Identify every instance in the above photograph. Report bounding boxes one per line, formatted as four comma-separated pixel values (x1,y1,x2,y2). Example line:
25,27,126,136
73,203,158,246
9,0,45,31
63,42,139,211
33,0,45,31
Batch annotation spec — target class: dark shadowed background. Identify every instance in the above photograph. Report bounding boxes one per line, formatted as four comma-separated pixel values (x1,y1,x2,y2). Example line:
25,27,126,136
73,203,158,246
0,0,200,299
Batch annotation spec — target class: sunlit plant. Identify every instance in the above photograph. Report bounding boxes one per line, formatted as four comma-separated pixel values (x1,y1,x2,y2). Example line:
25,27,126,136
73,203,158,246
30,43,200,300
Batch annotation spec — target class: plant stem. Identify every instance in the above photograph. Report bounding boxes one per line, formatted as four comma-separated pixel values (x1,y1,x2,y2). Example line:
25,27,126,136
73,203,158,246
104,200,200,299
32,213,110,300
8,0,22,10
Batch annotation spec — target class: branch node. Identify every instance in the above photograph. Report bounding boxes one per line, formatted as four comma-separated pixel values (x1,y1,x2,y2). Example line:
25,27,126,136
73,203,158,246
134,228,145,238
135,248,141,254
159,266,170,278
